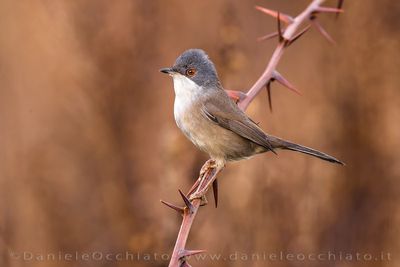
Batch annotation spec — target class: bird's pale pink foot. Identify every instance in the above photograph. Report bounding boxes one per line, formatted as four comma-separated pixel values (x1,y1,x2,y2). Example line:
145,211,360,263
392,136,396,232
189,163,224,201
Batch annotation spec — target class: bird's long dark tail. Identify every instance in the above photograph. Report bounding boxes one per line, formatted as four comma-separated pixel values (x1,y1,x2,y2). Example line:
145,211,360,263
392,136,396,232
267,135,344,165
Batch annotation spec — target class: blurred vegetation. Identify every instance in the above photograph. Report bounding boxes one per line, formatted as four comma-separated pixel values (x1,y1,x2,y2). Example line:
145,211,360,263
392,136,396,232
0,0,399,267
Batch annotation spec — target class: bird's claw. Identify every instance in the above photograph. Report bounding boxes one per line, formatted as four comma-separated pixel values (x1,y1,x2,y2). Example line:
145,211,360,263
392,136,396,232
199,159,216,177
189,192,207,205
200,195,208,206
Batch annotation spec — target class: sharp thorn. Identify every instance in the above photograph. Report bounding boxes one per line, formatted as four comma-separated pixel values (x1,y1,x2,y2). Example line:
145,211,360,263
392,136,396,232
178,189,195,214
288,25,311,45
337,0,345,18
255,6,293,23
212,179,218,208
310,18,336,45
179,249,206,259
277,12,284,42
266,82,273,112
315,7,344,14
272,71,301,95
257,31,279,42
337,0,345,9
160,200,184,214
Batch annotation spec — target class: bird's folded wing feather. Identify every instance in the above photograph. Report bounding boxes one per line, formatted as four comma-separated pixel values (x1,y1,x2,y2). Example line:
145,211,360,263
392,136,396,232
201,102,276,154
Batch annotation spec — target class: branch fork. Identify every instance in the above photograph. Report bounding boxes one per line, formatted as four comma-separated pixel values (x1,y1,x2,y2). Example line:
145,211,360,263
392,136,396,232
237,0,343,111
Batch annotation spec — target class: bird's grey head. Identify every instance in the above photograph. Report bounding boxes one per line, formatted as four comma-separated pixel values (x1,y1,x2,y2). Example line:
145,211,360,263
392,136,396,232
160,49,220,88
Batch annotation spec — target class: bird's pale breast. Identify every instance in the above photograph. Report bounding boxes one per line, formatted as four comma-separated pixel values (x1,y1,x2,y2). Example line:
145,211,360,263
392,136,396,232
172,74,264,162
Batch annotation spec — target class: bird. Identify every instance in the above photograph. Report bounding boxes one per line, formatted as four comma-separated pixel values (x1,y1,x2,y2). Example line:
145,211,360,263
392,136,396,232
160,49,343,197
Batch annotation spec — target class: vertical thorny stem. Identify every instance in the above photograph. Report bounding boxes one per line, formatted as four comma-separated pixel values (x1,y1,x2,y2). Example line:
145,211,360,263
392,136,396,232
168,199,201,266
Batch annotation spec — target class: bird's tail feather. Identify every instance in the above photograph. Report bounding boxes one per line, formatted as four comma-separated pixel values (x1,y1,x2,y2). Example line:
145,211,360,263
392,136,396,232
268,136,344,165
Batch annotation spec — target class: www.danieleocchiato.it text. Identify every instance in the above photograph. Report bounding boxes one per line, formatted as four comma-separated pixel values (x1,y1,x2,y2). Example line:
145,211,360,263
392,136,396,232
9,250,392,262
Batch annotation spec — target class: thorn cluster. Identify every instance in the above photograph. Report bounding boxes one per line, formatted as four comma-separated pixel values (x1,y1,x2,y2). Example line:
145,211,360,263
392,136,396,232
249,0,344,112
256,3,342,46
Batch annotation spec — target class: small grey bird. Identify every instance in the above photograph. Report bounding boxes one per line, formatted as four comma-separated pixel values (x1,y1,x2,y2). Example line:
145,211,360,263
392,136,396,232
160,49,343,170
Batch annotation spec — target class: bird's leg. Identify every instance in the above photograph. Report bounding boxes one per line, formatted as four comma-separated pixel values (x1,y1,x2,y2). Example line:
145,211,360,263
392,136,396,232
199,159,217,177
189,163,224,201
187,159,216,196
186,177,201,196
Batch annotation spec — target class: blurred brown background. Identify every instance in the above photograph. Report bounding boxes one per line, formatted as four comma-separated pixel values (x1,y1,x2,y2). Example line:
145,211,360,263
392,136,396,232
1,0,399,266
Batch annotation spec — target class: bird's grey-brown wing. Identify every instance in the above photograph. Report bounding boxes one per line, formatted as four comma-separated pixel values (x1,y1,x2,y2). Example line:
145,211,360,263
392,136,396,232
201,100,276,154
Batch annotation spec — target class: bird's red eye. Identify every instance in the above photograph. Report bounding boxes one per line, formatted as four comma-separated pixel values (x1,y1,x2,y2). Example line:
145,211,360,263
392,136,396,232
186,68,196,77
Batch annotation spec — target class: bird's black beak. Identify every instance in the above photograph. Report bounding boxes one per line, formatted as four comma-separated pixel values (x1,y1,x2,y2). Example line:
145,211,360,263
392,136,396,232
160,67,175,74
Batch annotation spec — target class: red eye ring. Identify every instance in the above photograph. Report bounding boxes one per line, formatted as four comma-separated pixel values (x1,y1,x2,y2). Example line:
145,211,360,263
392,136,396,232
186,68,196,77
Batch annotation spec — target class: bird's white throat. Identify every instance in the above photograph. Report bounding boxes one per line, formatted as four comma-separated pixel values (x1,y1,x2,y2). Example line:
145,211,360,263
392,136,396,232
172,74,201,99
172,74,201,124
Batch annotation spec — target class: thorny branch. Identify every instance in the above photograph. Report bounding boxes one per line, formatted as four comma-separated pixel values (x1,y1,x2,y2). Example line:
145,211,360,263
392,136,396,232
162,1,344,266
